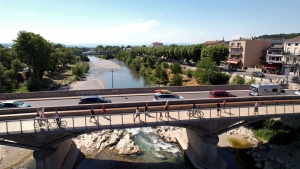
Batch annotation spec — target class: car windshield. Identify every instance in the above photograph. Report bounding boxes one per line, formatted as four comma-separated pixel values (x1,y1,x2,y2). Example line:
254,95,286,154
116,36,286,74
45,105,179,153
13,101,23,106
173,94,179,98
98,97,104,101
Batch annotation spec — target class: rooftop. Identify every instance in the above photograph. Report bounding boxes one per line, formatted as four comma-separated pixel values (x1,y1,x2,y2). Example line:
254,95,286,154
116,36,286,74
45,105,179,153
284,36,300,43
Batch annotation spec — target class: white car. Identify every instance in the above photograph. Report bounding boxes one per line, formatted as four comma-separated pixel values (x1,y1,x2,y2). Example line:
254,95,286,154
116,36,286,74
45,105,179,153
295,89,300,95
153,93,184,101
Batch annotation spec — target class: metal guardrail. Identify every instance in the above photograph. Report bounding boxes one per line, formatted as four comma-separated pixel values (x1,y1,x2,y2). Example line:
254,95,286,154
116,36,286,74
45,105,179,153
0,104,299,136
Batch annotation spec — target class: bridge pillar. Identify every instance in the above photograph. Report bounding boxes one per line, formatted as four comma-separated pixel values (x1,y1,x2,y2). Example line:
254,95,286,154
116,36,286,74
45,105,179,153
177,128,226,169
33,138,79,169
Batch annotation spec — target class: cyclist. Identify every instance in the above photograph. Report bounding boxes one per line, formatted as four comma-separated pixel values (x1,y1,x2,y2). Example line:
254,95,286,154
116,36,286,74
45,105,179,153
53,110,61,128
192,103,197,115
35,111,41,127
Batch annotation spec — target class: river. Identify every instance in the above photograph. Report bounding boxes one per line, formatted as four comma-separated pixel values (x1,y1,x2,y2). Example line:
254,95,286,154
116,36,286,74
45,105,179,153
13,56,239,169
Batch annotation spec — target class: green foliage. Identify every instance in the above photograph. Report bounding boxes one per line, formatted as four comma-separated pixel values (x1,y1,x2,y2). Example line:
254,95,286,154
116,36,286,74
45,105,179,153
230,74,245,85
185,69,193,79
194,57,218,84
154,64,169,85
25,77,41,91
201,44,229,65
145,56,156,68
170,62,182,74
258,33,300,40
131,58,142,71
170,73,182,86
161,62,169,69
72,62,90,77
210,72,230,85
246,78,256,85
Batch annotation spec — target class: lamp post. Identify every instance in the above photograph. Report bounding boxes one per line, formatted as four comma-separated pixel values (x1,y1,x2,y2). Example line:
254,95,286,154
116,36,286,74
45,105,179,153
111,69,114,88
207,69,211,85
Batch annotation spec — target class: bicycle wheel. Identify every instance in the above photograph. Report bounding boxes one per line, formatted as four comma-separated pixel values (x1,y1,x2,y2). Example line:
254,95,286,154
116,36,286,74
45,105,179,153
50,122,58,128
41,120,48,128
187,110,193,117
34,122,40,128
196,111,204,118
60,120,67,127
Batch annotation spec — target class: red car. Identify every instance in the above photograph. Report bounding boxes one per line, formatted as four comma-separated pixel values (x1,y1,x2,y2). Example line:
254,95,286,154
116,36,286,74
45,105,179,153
209,90,237,98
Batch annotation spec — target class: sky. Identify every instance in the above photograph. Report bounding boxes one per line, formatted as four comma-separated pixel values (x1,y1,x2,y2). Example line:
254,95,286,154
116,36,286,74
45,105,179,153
1,0,300,46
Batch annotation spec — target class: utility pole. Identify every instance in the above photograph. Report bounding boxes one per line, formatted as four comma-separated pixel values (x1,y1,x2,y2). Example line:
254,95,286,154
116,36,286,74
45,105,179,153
111,69,114,88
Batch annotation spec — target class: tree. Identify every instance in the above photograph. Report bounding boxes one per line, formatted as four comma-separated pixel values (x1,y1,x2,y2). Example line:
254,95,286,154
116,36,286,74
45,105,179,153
161,62,169,69
13,31,53,81
131,58,142,71
230,74,245,84
154,64,169,85
170,73,182,86
246,78,256,84
170,62,182,74
185,69,193,79
201,44,229,65
194,57,218,85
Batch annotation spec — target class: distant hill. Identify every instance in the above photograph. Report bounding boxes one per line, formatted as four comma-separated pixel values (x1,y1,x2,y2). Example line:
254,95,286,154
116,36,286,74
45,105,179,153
1,43,13,47
258,33,300,39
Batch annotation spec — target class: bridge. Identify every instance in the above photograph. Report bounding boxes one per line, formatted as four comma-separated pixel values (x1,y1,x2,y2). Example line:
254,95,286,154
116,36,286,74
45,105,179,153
1,99,300,169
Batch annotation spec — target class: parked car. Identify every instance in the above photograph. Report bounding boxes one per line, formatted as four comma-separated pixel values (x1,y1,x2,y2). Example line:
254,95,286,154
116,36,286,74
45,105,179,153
209,90,237,98
79,95,112,104
0,100,31,109
292,76,299,83
295,89,300,95
251,71,265,77
153,92,184,101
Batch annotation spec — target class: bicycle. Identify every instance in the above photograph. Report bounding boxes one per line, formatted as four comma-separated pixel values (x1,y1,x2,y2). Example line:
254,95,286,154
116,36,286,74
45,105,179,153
34,118,51,128
187,109,204,118
50,118,67,128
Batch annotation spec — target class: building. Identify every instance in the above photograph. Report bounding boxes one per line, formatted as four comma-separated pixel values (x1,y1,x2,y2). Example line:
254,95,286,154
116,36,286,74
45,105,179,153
227,37,272,70
282,36,300,75
202,38,228,47
151,42,164,47
264,44,284,74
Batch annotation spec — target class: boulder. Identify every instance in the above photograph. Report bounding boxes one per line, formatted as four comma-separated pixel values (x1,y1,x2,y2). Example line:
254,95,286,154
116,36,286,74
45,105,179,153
116,133,141,155
255,163,262,168
275,158,284,165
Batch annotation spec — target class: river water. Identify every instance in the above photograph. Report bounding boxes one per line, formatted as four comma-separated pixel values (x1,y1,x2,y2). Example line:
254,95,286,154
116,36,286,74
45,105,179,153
14,56,239,169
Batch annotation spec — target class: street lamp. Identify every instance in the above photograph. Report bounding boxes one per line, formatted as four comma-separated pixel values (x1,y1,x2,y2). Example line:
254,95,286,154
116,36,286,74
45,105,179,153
111,69,114,88
207,69,211,85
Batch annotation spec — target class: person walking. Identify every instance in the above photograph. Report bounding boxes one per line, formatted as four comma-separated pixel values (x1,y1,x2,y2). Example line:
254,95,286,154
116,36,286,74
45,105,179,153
145,102,149,116
164,101,170,117
134,107,141,122
222,100,226,113
35,111,41,127
254,102,260,114
216,102,221,116
192,103,197,115
90,107,96,122
102,105,106,118
159,111,163,120
41,107,45,118
53,110,61,128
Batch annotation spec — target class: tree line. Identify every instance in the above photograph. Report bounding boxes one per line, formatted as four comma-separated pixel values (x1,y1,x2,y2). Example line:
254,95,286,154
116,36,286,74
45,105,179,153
0,31,89,92
258,33,300,40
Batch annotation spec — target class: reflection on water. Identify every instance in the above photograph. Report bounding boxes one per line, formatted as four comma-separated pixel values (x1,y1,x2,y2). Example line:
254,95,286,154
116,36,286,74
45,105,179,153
88,56,153,88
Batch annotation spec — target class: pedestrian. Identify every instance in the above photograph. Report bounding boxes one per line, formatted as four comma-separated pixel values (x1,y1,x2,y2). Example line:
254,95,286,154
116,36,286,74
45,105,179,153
134,107,141,122
35,111,41,127
222,100,226,113
102,105,106,118
254,102,260,114
145,102,149,116
41,107,45,118
53,110,61,127
216,102,221,116
90,107,96,122
192,103,197,115
159,111,163,120
164,101,170,117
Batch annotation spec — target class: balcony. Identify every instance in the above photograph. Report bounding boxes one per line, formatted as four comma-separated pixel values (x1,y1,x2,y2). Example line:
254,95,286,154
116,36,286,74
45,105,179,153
230,51,242,55
230,45,242,49
228,57,241,61
267,59,283,64
267,51,283,55
283,52,300,56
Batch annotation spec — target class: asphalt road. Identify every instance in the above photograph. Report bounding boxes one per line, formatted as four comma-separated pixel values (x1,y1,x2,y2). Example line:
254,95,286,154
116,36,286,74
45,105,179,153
24,90,296,108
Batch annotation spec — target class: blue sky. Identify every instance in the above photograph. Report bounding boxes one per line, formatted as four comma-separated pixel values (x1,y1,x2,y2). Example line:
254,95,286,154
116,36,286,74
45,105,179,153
1,0,299,46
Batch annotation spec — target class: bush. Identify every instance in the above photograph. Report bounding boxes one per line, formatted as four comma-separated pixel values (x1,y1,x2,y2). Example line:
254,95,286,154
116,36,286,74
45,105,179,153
170,73,182,86
170,62,182,74
25,77,41,91
246,78,256,84
209,72,230,85
161,62,169,69
185,69,193,79
230,74,245,84
72,62,89,77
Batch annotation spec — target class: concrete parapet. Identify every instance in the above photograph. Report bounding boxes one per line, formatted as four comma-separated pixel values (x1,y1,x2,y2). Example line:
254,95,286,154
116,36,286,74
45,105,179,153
0,85,253,100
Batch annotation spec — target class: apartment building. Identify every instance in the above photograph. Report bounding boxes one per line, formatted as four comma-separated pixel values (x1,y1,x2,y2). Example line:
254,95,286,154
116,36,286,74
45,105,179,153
264,44,284,74
151,41,164,47
282,36,300,75
227,37,272,69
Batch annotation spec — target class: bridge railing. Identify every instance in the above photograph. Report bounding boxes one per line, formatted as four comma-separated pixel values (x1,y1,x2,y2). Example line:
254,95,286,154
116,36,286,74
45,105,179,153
0,104,299,136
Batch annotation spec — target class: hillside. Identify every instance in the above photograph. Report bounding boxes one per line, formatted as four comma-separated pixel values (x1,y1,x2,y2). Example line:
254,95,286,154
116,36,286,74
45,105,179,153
258,33,300,39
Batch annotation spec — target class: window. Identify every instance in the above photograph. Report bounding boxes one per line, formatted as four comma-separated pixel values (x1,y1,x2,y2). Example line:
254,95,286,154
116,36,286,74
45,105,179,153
293,58,296,63
296,43,298,46
231,43,235,47
286,57,289,62
237,43,241,47
287,48,290,54
288,44,291,46
272,88,278,92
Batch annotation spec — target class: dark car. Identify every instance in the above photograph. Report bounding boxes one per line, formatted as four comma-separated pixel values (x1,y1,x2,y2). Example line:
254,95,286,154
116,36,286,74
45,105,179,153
252,71,265,77
79,95,112,104
209,90,237,98
0,100,31,109
292,76,299,83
